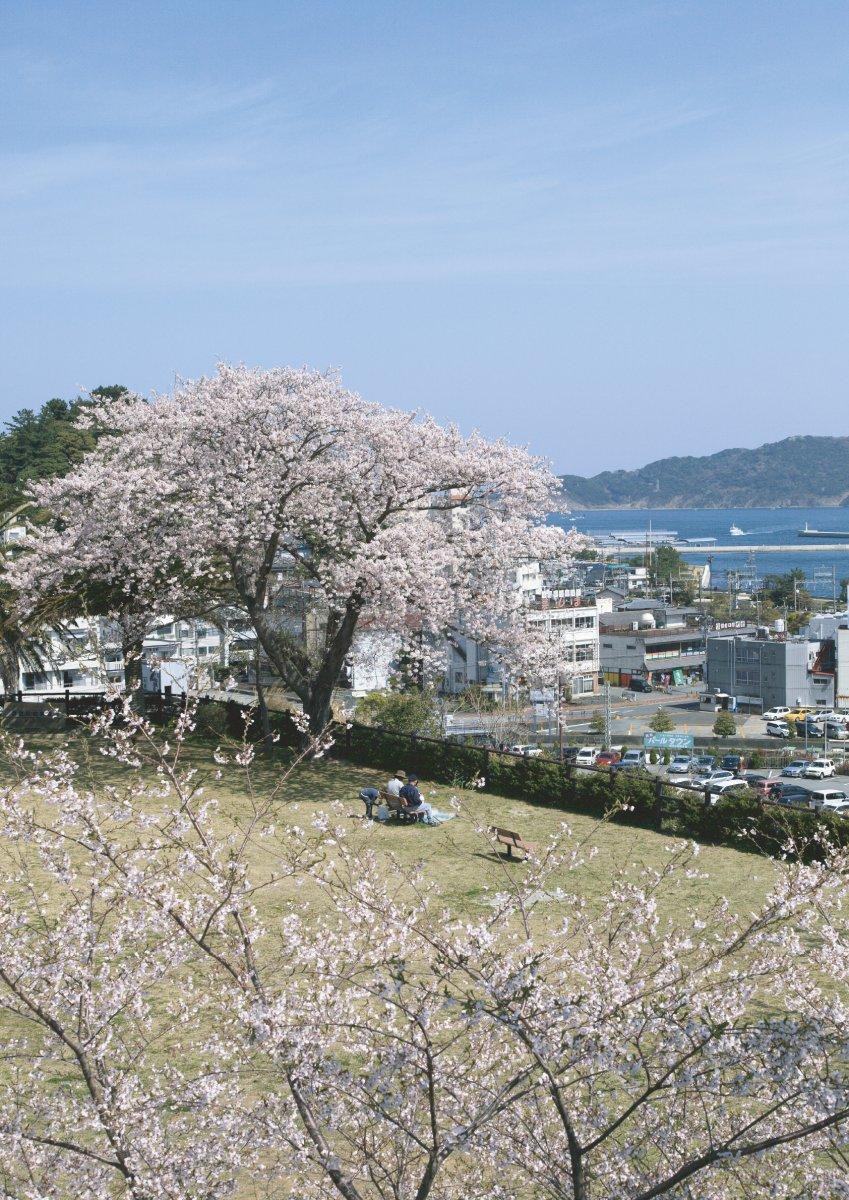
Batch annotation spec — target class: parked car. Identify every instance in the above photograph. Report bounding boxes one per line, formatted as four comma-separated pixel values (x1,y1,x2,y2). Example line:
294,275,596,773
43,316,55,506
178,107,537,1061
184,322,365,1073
826,722,849,740
766,720,791,738
795,719,824,737
753,777,784,798
738,770,767,788
831,803,849,818
612,748,650,773
508,743,543,757
679,769,734,791
706,778,751,797
693,755,716,769
772,784,812,807
627,678,653,693
806,788,849,811
720,754,745,774
762,707,791,722
804,758,836,779
781,760,811,777
667,754,694,775
575,746,600,767
560,746,580,763
596,749,621,766
783,709,815,725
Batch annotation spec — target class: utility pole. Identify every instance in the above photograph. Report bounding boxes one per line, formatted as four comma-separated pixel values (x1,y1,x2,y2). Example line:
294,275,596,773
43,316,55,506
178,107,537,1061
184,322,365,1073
557,675,563,759
603,680,612,750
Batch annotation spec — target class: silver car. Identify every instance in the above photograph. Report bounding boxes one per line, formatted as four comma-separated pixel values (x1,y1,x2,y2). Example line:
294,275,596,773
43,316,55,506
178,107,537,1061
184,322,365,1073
667,755,693,775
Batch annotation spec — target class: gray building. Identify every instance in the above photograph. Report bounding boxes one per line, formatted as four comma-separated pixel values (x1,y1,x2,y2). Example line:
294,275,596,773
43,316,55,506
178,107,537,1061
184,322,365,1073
600,627,708,685
705,635,835,711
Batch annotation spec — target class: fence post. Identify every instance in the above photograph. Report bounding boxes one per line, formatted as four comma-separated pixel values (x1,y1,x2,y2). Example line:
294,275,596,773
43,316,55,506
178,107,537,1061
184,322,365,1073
64,688,70,718
654,777,664,830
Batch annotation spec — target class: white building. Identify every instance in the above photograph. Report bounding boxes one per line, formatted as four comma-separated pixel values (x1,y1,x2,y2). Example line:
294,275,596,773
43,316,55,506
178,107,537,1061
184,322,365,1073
12,616,226,698
522,597,605,697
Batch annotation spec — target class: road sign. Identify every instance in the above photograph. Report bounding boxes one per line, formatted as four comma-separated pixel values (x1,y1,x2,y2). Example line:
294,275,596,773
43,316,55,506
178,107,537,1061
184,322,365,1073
643,732,695,750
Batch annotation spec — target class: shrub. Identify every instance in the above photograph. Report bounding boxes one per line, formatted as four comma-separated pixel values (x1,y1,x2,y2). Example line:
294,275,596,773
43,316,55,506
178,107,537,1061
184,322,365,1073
649,708,674,733
195,700,227,738
713,711,736,738
354,690,441,737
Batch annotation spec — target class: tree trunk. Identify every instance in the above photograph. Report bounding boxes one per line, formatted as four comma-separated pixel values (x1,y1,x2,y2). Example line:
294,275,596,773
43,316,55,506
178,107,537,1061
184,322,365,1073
253,646,272,751
122,634,144,694
304,678,335,739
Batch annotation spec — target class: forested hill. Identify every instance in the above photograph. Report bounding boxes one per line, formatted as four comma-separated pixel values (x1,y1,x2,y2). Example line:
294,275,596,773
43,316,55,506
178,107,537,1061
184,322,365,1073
0,388,125,515
560,435,849,509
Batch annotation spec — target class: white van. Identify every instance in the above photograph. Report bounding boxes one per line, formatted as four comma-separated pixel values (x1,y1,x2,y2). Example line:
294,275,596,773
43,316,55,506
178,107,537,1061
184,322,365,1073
575,746,599,767
508,743,543,758
807,788,849,811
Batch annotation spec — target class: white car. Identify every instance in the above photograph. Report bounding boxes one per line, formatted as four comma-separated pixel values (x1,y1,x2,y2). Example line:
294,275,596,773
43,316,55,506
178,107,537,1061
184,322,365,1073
803,758,836,779
762,707,791,722
575,746,599,767
766,720,791,738
508,743,543,757
807,788,849,810
706,778,751,797
827,724,849,740
679,769,733,791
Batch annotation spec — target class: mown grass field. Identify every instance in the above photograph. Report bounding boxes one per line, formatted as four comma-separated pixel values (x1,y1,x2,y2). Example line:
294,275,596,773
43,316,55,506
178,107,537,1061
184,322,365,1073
0,723,783,936
0,730,811,1200
72,731,779,921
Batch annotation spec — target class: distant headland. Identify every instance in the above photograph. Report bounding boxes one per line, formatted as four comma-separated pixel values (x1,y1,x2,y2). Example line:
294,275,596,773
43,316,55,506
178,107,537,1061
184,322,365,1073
560,435,849,510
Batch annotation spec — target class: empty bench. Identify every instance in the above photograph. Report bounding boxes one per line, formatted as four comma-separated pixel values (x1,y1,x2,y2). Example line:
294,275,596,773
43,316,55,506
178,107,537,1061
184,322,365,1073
489,826,536,860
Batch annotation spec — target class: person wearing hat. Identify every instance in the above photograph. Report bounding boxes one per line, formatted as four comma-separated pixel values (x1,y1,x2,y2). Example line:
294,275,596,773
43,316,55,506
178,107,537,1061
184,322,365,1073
386,771,406,800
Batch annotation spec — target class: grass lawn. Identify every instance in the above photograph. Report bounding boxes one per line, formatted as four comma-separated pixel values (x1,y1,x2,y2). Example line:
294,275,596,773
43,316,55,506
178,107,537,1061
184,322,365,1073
0,728,778,924
173,741,778,921
0,730,811,1200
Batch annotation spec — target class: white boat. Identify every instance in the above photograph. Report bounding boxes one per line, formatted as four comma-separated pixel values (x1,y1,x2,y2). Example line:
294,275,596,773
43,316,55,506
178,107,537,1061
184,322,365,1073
729,524,745,537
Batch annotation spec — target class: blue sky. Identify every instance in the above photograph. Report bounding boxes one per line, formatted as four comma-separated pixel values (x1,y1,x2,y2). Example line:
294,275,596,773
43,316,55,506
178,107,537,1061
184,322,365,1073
2,1,849,474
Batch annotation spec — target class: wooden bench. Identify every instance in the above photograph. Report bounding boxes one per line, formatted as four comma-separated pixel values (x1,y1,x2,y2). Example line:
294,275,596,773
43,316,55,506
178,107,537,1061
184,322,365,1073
489,826,536,860
377,789,424,822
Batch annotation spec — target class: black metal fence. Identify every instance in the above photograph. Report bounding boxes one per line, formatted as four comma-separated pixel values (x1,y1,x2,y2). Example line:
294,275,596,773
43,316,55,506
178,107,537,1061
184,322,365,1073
0,690,185,721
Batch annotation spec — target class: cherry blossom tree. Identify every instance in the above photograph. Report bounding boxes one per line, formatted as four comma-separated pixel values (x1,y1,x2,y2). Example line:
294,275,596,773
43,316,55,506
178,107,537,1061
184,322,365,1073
11,365,579,731
1,701,849,1197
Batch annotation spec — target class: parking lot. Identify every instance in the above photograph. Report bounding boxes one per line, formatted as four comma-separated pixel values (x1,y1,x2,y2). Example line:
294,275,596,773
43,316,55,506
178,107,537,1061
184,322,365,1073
571,755,849,808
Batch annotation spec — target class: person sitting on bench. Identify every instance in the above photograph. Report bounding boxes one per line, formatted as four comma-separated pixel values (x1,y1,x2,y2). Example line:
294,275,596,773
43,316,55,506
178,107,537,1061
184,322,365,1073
399,774,431,820
386,770,406,799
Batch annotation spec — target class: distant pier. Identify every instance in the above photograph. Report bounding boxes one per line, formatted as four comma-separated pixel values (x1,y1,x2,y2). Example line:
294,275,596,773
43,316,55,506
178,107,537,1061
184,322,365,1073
598,542,849,555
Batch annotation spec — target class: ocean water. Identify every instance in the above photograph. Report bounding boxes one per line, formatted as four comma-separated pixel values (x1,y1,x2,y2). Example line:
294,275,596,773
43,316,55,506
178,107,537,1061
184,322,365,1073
556,507,849,599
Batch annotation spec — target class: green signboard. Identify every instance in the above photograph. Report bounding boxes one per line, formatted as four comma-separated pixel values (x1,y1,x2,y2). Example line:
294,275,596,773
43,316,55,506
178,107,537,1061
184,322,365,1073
643,732,695,750
672,668,685,686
